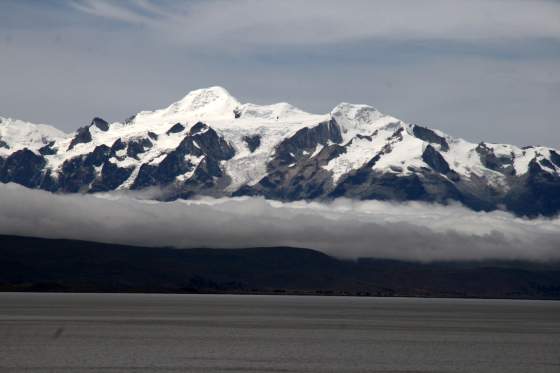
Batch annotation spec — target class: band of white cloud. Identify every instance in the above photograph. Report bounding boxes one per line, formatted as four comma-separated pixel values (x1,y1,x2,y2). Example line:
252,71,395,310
0,183,559,262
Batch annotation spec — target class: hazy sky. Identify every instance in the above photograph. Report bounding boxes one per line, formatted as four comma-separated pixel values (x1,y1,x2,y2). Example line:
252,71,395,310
0,0,559,147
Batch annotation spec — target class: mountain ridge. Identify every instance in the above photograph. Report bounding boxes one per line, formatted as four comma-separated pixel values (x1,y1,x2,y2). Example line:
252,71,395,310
1,86,559,217
2,234,560,299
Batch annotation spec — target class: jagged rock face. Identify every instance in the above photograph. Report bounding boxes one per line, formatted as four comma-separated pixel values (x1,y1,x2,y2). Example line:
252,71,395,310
243,135,261,153
147,131,158,140
0,149,46,188
67,126,92,150
422,145,451,174
132,122,234,193
476,142,515,176
0,86,559,217
68,118,110,150
234,119,344,200
188,122,235,159
39,141,57,156
269,119,342,168
549,150,560,168
126,138,153,159
58,145,111,192
504,160,560,217
90,162,133,193
166,123,185,135
91,117,109,132
413,125,449,151
330,144,462,204
334,170,432,201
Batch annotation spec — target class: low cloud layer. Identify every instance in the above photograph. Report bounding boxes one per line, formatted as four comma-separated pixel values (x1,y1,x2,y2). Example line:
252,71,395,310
1,183,559,262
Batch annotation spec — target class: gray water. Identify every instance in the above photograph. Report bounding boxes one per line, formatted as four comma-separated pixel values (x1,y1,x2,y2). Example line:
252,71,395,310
0,293,559,372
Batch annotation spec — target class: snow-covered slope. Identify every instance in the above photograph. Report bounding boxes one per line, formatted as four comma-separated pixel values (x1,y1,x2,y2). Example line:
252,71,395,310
1,86,559,217
0,117,66,156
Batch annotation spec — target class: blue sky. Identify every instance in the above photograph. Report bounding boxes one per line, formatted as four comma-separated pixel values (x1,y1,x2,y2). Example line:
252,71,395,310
1,0,559,147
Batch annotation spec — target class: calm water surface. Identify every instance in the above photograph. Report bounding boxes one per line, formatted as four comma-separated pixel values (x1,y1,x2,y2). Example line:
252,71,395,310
0,293,559,372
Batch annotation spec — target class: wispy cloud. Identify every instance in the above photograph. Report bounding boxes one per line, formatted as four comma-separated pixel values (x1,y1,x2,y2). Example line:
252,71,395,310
1,183,559,262
69,0,156,24
70,0,560,46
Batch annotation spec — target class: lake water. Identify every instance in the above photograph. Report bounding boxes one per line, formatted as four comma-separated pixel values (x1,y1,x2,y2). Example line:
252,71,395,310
0,293,559,372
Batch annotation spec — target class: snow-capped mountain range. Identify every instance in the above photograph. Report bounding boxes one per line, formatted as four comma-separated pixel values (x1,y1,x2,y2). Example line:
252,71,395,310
1,86,559,216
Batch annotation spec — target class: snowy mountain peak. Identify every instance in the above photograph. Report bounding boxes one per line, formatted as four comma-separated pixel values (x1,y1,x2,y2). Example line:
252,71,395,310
237,102,310,121
331,103,390,132
166,86,241,118
2,88,560,217
0,116,66,155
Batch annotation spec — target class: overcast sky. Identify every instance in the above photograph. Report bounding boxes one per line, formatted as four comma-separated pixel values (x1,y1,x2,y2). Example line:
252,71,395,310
0,0,559,147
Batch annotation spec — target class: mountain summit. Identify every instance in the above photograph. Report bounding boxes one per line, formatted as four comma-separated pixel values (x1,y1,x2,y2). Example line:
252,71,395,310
164,86,241,118
1,87,559,217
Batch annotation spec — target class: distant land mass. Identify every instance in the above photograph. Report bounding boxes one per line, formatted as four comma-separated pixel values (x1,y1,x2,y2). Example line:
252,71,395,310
1,235,560,300
1,86,560,217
